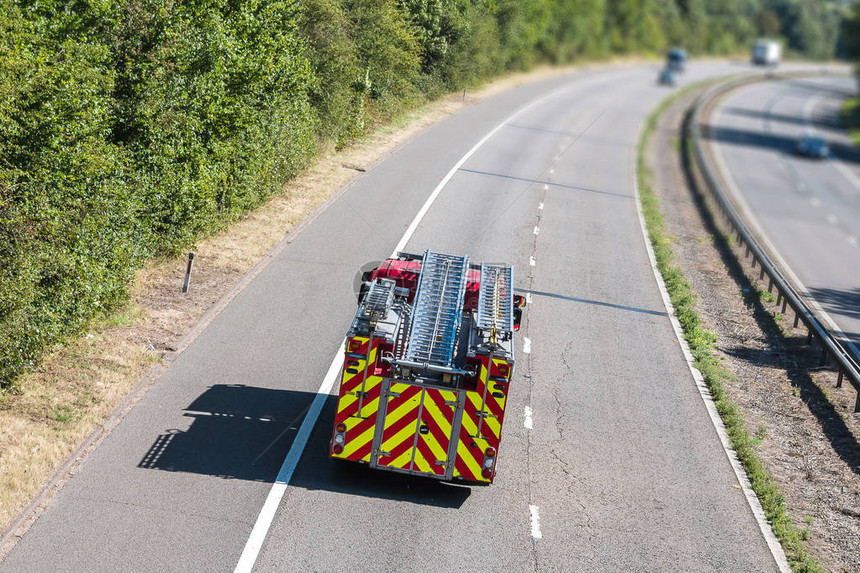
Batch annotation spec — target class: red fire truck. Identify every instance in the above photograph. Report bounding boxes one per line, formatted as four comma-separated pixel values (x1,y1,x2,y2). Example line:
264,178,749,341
329,250,524,484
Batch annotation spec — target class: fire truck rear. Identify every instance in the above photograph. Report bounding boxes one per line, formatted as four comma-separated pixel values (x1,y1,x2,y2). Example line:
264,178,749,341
329,250,523,484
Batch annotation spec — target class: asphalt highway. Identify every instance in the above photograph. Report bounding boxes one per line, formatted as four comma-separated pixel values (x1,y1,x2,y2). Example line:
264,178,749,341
1,61,812,572
709,76,860,357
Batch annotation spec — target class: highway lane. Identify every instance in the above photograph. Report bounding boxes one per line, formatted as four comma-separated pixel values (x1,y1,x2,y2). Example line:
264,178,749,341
1,61,796,572
254,61,784,572
709,76,860,356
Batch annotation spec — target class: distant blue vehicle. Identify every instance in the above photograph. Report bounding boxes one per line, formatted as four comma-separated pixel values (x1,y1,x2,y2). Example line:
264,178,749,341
796,133,829,159
658,68,677,87
667,48,687,72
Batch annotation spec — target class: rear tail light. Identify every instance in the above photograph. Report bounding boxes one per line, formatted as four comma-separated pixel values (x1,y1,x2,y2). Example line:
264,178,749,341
497,364,509,377
481,447,497,479
332,423,347,456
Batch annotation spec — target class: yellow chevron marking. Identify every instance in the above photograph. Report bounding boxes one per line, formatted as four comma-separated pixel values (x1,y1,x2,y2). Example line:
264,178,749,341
412,451,431,473
483,415,501,440
336,392,357,415
390,448,414,469
422,433,447,462
460,406,478,436
421,394,454,459
381,417,419,455
342,425,375,460
424,402,452,436
454,440,483,479
358,397,379,419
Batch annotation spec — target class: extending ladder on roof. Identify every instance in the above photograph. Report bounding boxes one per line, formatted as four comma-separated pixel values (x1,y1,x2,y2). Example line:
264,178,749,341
476,263,514,337
405,251,469,368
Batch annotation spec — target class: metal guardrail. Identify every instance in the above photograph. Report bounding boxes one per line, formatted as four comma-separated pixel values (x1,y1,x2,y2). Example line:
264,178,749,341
688,71,860,412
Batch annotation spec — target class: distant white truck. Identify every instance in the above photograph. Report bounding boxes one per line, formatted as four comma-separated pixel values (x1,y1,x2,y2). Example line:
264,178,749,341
752,39,781,66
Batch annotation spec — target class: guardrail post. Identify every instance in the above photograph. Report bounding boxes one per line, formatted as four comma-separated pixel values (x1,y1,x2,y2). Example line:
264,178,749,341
767,278,774,293
855,392,859,413
776,292,782,307
807,331,813,345
759,268,765,280
819,347,828,367
837,370,844,388
781,298,788,313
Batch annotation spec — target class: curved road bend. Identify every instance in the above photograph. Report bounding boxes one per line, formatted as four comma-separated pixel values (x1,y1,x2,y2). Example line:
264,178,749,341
709,76,860,358
2,62,828,572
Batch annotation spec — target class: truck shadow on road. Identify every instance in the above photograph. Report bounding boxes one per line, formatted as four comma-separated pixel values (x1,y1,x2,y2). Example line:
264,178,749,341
138,384,306,482
138,384,471,508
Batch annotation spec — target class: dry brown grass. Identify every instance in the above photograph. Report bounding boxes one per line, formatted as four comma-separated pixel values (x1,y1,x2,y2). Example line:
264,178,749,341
0,59,645,543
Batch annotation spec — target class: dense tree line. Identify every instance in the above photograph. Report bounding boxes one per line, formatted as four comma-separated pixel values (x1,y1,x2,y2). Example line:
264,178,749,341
0,0,852,388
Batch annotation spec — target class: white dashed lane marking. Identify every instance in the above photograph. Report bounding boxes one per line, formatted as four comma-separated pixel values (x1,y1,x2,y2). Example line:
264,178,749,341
529,256,536,266
523,337,532,354
538,202,544,210
533,226,540,235
524,405,533,429
529,505,543,539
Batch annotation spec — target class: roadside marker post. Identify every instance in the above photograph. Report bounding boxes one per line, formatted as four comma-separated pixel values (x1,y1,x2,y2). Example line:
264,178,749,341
182,253,195,293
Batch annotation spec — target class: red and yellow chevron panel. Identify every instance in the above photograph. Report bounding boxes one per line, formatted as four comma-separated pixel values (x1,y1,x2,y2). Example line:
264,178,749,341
453,355,511,483
377,383,423,470
331,337,383,462
413,388,457,476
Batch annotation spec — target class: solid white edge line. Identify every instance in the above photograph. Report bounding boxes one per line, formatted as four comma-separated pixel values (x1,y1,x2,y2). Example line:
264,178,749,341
633,134,790,572
234,340,344,573
237,78,585,573
529,504,543,539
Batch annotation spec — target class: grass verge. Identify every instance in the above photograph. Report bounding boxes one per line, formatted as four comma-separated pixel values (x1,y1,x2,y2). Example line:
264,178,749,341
637,84,824,572
841,97,860,146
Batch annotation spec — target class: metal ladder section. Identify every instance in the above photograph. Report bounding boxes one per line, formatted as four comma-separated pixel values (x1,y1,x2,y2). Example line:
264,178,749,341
476,264,514,335
405,251,469,368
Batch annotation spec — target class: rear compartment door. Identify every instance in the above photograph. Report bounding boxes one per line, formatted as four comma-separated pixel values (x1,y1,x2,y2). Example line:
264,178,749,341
373,382,460,478
412,388,458,478
375,382,422,471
